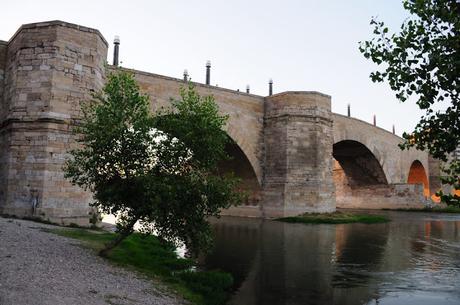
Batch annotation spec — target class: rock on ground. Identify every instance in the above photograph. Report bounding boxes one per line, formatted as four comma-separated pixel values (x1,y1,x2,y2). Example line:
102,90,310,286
0,217,184,305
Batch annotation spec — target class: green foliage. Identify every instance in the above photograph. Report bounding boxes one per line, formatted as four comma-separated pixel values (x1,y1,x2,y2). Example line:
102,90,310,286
438,160,460,205
51,228,233,305
178,271,233,305
64,71,241,255
89,209,102,226
359,0,460,206
383,206,460,213
154,85,230,170
277,212,389,224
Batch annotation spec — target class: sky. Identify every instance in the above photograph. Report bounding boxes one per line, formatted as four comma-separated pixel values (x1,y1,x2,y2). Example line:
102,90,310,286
0,0,426,136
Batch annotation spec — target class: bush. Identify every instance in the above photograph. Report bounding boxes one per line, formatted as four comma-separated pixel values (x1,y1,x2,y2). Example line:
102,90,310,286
178,270,234,305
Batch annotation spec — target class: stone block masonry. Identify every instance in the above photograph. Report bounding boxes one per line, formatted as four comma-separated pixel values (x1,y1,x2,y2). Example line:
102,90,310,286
263,92,336,217
0,21,107,225
0,40,8,208
0,20,440,225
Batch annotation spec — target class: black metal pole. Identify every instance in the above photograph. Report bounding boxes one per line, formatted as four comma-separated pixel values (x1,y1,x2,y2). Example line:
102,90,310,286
269,79,273,96
113,36,120,66
206,60,211,85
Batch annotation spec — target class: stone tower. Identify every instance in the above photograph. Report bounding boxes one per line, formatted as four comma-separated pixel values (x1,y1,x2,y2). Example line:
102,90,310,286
263,92,336,217
0,21,107,225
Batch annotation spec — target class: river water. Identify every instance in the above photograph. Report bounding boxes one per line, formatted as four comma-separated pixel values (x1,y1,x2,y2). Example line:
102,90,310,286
201,211,460,305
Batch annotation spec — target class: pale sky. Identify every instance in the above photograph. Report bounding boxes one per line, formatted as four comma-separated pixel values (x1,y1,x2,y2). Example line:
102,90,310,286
1,0,426,136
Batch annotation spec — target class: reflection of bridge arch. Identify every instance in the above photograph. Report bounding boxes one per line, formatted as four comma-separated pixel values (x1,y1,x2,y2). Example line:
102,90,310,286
407,160,429,197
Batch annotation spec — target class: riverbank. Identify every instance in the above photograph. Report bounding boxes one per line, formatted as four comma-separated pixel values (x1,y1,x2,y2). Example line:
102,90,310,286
383,206,460,213
50,228,233,305
0,217,183,305
276,211,389,224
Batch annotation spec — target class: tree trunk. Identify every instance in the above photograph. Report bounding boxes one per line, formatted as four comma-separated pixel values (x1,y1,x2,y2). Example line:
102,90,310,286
99,218,138,257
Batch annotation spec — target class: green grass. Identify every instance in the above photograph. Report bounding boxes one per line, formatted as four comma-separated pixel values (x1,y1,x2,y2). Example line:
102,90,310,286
276,212,389,224
383,206,460,214
49,228,233,305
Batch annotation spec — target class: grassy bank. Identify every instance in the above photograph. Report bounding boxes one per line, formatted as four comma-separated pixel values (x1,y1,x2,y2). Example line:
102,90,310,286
49,228,232,305
383,206,460,214
276,212,389,224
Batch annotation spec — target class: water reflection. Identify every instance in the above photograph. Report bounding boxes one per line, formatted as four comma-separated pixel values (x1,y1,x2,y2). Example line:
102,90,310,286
202,212,460,305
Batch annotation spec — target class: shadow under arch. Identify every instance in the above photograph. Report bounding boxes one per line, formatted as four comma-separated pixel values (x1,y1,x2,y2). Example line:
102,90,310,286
223,124,262,185
407,160,430,197
333,140,389,208
217,135,262,206
333,140,388,187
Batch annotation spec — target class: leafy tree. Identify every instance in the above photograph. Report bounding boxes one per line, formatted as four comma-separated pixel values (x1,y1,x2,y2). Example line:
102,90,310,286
359,0,460,205
65,71,241,256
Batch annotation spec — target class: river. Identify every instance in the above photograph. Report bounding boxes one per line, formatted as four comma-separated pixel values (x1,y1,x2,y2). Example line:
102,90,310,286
201,211,460,305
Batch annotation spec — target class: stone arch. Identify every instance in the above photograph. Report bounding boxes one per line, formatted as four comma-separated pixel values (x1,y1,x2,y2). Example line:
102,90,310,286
332,114,415,184
407,160,430,197
333,140,388,187
333,140,389,208
217,133,262,206
224,123,262,185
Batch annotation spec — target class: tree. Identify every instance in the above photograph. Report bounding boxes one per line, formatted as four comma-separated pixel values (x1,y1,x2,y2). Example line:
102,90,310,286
359,0,460,205
65,71,241,256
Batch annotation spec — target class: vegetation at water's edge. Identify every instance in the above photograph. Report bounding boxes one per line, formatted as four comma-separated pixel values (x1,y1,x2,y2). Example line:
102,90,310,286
276,212,389,224
64,72,241,257
49,228,233,305
383,206,460,214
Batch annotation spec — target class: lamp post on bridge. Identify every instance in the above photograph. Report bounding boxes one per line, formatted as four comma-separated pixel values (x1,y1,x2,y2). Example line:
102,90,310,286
205,60,211,85
183,69,189,82
113,36,120,66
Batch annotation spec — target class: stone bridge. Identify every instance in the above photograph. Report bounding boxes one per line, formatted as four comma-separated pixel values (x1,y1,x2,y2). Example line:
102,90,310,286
0,21,440,225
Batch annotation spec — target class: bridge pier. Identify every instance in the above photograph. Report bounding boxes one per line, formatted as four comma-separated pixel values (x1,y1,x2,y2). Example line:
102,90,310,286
262,92,336,217
0,21,107,225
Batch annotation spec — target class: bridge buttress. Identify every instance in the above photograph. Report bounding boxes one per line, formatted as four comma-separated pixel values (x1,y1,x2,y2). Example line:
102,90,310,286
0,21,107,225
262,91,336,217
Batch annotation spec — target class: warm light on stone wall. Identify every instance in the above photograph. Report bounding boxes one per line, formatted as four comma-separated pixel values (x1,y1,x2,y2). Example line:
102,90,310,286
407,160,430,197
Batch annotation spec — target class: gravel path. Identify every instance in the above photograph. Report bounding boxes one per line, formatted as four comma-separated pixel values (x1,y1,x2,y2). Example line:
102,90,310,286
0,217,184,305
